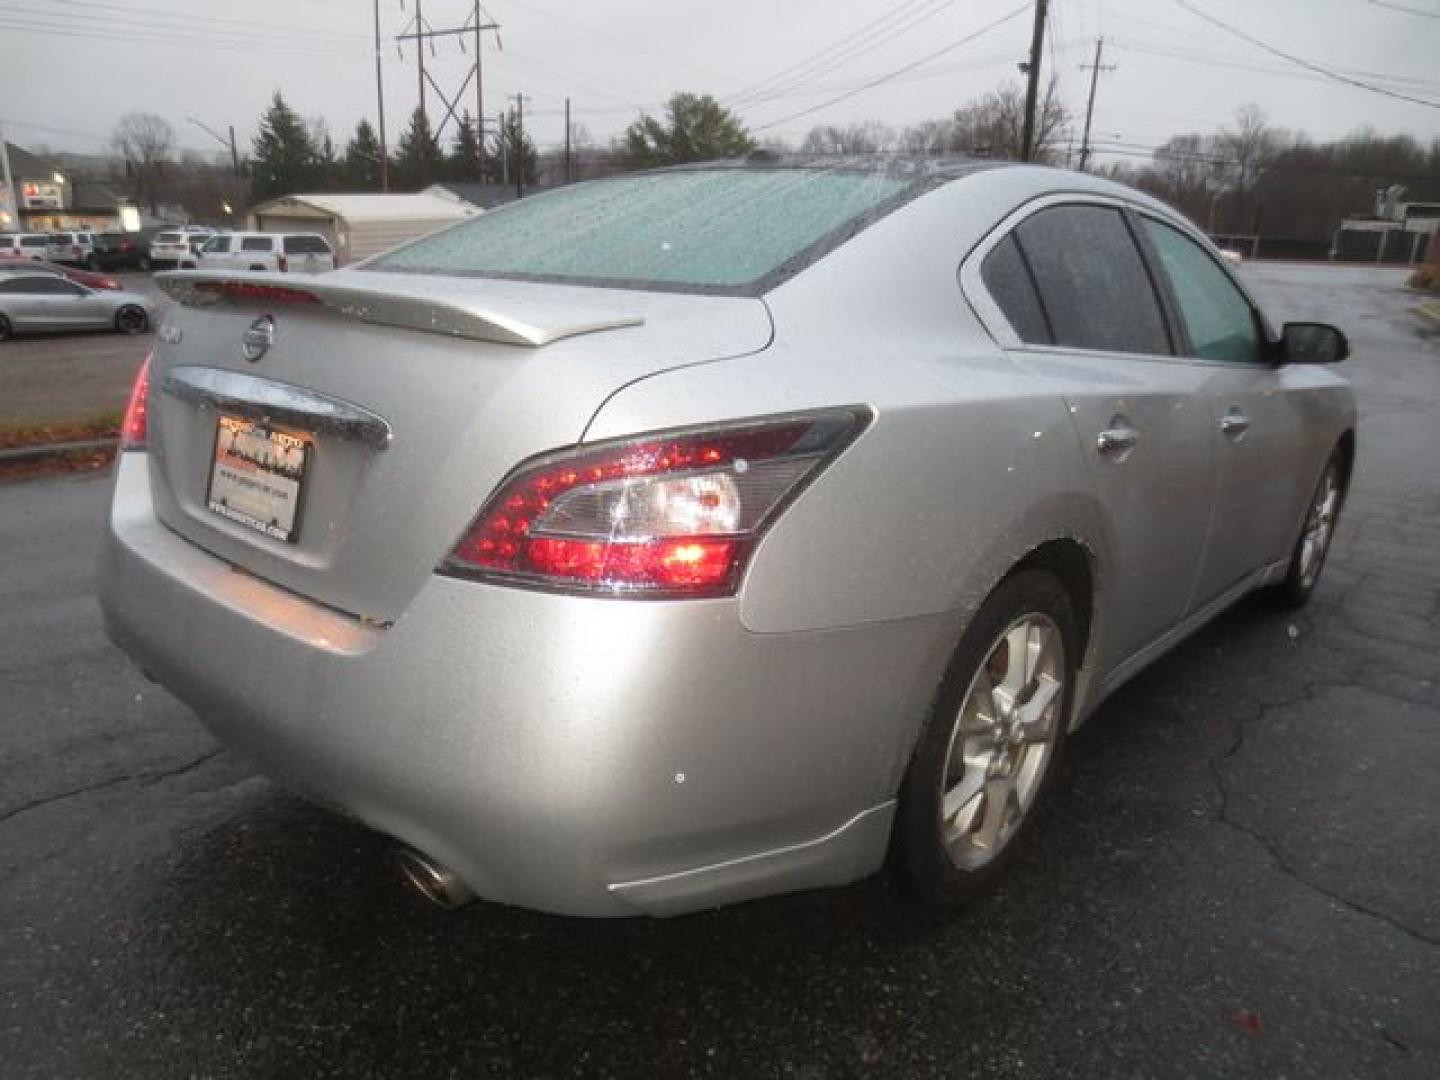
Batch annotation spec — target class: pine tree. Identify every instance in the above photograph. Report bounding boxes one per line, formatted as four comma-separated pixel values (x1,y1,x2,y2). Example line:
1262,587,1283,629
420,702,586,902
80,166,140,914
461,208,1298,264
343,120,384,191
449,111,482,182
250,91,316,202
393,108,443,190
490,110,540,187
624,92,755,167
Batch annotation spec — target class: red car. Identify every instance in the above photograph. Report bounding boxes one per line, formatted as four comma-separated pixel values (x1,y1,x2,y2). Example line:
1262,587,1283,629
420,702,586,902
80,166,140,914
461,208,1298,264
0,255,123,291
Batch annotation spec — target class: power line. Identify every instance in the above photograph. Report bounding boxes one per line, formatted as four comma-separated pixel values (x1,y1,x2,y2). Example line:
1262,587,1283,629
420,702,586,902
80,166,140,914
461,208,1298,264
1173,0,1440,109
1110,35,1440,90
0,10,364,57
750,3,1032,134
726,0,955,110
1368,0,1440,19
42,0,370,42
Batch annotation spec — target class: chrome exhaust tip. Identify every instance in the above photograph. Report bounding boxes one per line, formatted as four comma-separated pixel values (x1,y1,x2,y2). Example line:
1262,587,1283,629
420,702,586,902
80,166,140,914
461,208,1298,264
394,847,476,910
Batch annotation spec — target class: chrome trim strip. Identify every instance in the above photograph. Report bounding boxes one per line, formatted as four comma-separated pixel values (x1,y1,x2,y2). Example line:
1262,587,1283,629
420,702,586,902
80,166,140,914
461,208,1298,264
163,365,393,449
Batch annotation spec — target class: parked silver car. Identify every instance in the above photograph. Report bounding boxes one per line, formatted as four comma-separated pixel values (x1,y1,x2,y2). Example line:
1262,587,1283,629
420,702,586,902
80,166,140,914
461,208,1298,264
0,272,150,339
97,160,1354,917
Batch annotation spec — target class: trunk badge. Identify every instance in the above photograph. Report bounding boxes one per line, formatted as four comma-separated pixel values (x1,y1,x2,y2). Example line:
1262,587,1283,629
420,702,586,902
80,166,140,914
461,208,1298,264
242,315,275,363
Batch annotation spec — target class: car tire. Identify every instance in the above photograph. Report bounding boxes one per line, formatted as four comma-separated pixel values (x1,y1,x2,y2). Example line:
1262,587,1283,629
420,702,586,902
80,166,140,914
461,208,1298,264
894,568,1079,911
115,306,149,335
0,314,12,341
1272,450,1347,609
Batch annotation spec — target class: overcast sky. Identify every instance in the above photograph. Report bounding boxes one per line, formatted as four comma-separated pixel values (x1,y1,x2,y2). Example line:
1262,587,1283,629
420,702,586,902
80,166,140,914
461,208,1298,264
3,0,1438,167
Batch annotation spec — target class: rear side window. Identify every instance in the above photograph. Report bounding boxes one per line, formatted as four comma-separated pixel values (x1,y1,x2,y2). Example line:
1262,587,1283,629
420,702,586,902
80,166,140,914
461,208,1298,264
1140,218,1264,363
241,237,274,252
981,235,1051,344
204,237,231,253
1014,204,1171,356
373,168,915,293
283,235,331,254
21,236,48,247
2,276,81,294
51,233,73,244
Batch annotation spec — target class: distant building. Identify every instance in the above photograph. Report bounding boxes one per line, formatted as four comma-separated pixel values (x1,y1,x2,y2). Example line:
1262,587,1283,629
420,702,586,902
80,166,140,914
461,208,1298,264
2,141,140,233
246,192,478,263
423,181,519,211
1333,187,1438,264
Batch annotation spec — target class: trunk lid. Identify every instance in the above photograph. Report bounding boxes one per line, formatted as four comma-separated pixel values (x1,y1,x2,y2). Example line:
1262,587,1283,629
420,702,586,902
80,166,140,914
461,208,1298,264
145,269,773,623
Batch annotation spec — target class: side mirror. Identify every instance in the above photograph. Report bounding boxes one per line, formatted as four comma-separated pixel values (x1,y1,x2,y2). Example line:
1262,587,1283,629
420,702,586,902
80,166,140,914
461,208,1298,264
1282,322,1349,364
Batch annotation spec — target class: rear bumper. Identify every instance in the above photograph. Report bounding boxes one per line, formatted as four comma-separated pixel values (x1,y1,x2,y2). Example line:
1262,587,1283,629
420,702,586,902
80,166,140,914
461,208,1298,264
97,454,950,916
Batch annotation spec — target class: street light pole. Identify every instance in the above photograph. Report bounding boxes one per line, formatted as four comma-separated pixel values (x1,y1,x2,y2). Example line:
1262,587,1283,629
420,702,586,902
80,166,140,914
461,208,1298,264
186,116,244,224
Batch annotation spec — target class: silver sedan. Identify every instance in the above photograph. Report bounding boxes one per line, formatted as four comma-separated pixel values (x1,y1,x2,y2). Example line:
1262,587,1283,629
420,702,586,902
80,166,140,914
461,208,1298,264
96,160,1354,917
0,272,151,339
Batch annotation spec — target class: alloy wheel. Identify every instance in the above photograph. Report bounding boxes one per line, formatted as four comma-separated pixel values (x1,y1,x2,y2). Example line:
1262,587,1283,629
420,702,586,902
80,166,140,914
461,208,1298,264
1298,465,1340,588
938,614,1065,871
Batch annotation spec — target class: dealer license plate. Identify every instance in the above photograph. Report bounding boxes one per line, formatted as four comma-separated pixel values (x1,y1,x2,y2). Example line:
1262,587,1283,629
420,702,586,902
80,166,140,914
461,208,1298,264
207,414,311,543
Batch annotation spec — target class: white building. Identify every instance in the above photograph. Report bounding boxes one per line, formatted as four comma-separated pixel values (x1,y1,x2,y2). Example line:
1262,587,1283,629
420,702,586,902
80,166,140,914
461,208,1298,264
246,193,478,264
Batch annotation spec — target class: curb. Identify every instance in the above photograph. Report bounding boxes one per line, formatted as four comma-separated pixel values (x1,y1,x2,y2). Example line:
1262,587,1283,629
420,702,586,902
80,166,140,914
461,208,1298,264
0,438,119,466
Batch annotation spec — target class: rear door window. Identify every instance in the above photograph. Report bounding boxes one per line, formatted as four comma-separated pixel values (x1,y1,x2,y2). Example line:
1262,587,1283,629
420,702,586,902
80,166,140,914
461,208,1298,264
283,235,331,254
204,237,232,253
1014,204,1172,356
1140,217,1265,363
981,234,1051,345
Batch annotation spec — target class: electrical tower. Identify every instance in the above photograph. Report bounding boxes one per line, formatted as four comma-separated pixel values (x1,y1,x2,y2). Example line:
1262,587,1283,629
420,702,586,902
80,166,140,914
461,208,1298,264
396,2,501,180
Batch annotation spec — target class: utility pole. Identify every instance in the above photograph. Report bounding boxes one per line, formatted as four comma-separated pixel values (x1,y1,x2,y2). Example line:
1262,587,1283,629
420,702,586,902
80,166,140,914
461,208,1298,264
1077,37,1115,172
512,93,526,199
416,0,425,122
1019,0,1048,163
564,97,572,184
498,110,508,188
474,1,484,181
374,0,389,191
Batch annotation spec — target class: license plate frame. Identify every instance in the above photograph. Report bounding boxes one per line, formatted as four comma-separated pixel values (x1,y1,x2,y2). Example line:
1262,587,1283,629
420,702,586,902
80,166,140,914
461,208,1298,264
206,414,312,543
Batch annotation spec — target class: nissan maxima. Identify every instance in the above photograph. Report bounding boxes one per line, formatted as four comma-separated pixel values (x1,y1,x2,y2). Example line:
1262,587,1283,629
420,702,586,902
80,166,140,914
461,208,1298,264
97,159,1354,916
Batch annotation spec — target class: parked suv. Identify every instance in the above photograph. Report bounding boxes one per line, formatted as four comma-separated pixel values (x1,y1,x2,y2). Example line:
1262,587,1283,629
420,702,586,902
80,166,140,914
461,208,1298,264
0,233,52,259
149,227,215,270
91,231,156,271
198,231,335,273
45,232,93,266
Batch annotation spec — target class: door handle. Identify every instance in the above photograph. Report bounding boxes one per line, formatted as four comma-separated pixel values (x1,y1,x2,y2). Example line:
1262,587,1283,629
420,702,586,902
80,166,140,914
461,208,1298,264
1096,426,1139,455
1219,411,1251,438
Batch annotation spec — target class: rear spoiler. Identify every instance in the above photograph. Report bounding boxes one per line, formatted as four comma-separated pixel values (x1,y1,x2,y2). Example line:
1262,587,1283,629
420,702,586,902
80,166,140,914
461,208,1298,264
156,270,644,348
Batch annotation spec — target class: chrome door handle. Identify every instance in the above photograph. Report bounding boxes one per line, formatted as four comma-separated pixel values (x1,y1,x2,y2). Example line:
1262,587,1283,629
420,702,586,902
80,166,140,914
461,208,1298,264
1096,427,1139,454
1219,411,1251,437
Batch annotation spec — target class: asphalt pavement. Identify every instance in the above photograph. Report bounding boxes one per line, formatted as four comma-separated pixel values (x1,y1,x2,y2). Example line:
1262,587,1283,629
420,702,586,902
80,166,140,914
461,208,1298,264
0,272,161,423
1,263,1437,1079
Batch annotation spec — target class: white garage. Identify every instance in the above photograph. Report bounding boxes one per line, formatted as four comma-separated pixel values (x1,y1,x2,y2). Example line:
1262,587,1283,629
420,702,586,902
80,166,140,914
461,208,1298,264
246,193,478,264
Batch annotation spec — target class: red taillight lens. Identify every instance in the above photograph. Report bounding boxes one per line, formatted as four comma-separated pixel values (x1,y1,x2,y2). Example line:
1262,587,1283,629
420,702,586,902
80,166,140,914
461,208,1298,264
120,356,151,450
441,410,869,598
277,254,289,273
98,276,121,290
192,281,318,304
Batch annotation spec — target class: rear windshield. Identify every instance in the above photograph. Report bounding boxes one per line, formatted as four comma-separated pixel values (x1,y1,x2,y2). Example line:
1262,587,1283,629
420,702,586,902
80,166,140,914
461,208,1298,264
371,168,916,294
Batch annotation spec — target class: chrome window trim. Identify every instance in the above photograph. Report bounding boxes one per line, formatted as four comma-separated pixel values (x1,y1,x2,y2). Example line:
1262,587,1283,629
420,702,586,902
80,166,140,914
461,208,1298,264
959,191,1274,371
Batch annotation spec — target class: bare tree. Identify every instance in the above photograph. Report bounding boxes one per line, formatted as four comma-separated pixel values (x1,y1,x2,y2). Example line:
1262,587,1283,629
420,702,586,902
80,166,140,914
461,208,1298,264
947,78,1068,163
799,121,897,155
1214,104,1283,231
111,111,176,215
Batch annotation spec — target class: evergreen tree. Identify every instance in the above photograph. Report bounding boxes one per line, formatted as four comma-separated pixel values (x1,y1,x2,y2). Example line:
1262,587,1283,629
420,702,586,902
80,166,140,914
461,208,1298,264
393,108,443,190
250,91,316,202
490,110,540,187
449,111,482,182
343,120,384,191
624,93,755,167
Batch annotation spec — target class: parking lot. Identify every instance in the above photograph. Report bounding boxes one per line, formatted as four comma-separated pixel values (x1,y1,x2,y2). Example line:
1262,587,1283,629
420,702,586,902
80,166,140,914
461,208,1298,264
0,272,160,423
1,262,1436,1078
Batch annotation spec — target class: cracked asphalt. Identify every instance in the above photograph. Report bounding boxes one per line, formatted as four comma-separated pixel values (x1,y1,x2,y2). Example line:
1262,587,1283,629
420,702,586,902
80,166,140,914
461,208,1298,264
2,263,1437,1078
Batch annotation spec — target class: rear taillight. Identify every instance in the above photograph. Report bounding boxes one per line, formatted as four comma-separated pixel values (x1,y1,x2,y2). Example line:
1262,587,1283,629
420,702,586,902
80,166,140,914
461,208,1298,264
277,253,289,272
120,356,151,450
441,409,869,598
192,281,318,304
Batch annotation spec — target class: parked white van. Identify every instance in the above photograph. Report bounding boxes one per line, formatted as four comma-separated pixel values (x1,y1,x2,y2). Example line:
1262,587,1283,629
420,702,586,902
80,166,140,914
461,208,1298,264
198,232,336,273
